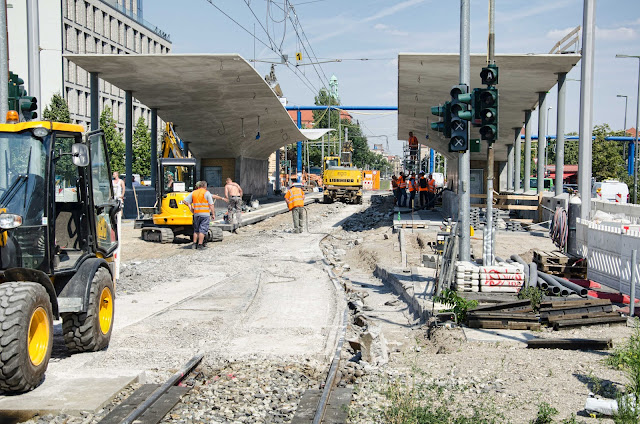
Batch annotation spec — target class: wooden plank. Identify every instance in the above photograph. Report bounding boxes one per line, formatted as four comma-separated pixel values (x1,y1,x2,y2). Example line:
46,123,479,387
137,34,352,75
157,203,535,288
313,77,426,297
526,338,613,350
291,389,321,424
540,299,611,309
469,300,531,312
547,311,617,323
468,320,541,330
541,304,613,316
468,312,539,321
496,194,541,200
323,387,353,424
495,204,540,211
99,384,159,424
553,315,627,330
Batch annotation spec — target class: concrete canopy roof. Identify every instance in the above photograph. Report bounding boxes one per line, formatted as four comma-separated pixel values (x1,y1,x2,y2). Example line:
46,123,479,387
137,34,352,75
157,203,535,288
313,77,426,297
64,54,308,160
398,53,581,161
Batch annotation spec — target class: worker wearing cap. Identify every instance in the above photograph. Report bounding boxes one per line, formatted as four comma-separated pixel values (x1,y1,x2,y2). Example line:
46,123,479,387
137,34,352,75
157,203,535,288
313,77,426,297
284,178,305,233
183,181,225,249
397,172,407,207
418,172,429,209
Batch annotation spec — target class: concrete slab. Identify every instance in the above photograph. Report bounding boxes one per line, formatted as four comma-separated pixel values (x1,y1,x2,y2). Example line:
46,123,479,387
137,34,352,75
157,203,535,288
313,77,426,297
463,327,536,345
0,373,141,418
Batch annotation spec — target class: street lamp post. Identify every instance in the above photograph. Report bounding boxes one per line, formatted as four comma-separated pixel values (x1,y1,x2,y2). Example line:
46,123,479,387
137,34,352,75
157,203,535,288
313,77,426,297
616,54,640,203
617,94,629,161
545,106,553,178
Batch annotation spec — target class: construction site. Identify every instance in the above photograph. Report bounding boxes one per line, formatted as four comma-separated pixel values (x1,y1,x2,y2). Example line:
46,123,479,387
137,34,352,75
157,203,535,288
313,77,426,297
2,0,640,423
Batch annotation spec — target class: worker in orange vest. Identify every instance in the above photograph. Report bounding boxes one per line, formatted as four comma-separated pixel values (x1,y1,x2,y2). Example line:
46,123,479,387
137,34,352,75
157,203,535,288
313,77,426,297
397,172,407,207
391,175,399,205
426,173,436,210
284,178,306,233
183,180,226,249
418,172,429,209
407,173,418,210
408,131,419,162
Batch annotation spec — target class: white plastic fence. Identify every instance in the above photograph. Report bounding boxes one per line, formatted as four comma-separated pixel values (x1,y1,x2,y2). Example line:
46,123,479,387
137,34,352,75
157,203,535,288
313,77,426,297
591,200,640,223
577,218,640,296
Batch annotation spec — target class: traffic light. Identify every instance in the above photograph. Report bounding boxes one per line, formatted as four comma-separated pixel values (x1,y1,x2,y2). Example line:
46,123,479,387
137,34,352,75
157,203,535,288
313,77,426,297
480,64,499,86
19,96,38,121
430,102,451,138
478,87,498,143
7,72,22,112
449,84,470,152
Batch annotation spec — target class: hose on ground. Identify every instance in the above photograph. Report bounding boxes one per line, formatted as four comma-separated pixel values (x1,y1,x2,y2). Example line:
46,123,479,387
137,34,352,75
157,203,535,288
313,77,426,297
550,207,568,251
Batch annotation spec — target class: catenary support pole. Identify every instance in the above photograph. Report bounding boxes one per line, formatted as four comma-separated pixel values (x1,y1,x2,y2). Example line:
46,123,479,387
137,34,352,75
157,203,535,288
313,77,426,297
507,143,514,191
0,0,8,122
524,110,532,192
275,148,281,192
537,92,547,194
296,110,302,181
26,0,41,120
125,90,133,190
90,72,99,131
458,0,471,262
150,108,157,187
635,59,640,203
514,127,522,192
556,72,567,196
578,0,596,217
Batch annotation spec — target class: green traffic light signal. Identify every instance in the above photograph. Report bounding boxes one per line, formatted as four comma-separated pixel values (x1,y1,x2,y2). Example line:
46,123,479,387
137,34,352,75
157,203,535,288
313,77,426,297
480,64,499,86
478,87,498,143
449,84,470,151
19,96,38,120
430,101,451,138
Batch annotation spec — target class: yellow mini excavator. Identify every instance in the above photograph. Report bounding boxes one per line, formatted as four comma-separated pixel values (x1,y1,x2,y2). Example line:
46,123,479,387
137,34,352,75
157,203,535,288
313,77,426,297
134,123,223,243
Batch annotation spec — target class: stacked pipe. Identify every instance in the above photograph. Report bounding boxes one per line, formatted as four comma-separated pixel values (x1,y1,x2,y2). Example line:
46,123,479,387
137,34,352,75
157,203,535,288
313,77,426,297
455,262,480,292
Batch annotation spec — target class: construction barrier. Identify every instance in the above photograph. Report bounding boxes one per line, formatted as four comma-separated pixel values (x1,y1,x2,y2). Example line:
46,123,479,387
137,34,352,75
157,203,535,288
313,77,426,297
362,170,380,190
577,218,640,297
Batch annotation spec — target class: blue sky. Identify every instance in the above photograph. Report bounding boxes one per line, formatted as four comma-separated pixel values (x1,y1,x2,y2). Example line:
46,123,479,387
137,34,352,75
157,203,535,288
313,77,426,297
144,0,640,155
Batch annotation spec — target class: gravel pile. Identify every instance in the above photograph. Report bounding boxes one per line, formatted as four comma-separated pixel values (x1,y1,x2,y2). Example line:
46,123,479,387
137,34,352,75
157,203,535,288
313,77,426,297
341,195,393,232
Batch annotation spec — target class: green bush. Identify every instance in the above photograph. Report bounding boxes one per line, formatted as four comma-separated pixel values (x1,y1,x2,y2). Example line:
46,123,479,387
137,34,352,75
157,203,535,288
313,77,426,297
434,288,478,324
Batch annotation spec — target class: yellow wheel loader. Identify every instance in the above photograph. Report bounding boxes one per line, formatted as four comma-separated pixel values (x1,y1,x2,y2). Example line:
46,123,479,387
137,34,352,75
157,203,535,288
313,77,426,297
0,116,119,393
322,143,363,204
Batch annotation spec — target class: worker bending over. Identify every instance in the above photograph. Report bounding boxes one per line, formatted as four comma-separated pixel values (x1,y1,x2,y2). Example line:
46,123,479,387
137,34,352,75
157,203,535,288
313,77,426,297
183,180,225,249
284,178,305,233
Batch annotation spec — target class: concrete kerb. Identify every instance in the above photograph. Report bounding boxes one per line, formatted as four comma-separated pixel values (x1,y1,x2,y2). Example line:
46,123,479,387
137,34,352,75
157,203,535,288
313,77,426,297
323,260,349,363
374,265,436,323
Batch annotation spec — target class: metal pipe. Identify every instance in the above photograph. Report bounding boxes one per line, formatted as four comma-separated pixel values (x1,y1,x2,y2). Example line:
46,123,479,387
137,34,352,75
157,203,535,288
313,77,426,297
485,145,494,265
538,277,561,295
537,92,547,194
524,110,532,192
125,90,133,189
540,272,572,296
458,0,471,262
631,249,637,317
90,72,99,131
529,262,538,288
488,0,495,64
507,143,514,191
555,72,567,196
514,128,522,192
121,353,204,424
578,0,596,216
0,0,9,122
510,254,530,286
285,105,397,111
150,108,158,187
26,0,41,120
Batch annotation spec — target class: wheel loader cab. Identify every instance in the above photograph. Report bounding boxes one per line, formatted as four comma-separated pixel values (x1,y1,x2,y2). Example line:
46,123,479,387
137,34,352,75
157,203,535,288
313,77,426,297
0,122,119,393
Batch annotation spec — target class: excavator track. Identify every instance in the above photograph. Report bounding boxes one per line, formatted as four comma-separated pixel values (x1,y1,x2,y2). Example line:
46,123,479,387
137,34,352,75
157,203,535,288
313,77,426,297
141,227,175,244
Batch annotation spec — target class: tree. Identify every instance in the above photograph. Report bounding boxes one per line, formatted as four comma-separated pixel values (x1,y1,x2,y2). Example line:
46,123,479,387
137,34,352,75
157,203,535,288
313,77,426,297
42,93,70,123
592,124,628,183
132,117,151,177
100,107,125,174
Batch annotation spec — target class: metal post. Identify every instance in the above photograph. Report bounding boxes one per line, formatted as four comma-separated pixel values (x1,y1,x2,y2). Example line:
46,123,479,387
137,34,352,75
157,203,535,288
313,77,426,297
578,0,596,218
483,0,496,266
429,148,435,173
0,0,8,122
514,127,522,192
150,108,157,187
458,0,471,262
507,143,514,191
90,72,99,131
632,249,637,317
556,72,567,196
537,92,547,194
524,110,532,192
296,109,302,181
26,0,41,119
344,126,348,160
275,148,281,192
125,90,133,189
635,60,640,203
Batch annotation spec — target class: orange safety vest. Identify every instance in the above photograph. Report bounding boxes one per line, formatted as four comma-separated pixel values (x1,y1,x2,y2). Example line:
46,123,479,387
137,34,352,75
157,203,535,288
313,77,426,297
427,179,436,193
192,188,211,214
285,186,305,210
398,176,406,189
391,179,398,189
408,136,419,148
419,177,428,192
408,179,417,192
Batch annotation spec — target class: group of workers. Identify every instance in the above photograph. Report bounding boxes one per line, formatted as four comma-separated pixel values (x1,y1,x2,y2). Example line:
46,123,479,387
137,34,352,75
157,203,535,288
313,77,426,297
392,171,437,210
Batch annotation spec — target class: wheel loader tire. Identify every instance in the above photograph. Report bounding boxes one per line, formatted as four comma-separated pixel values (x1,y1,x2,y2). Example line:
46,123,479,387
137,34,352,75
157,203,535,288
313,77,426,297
206,226,223,242
62,267,114,353
0,282,53,393
323,195,332,204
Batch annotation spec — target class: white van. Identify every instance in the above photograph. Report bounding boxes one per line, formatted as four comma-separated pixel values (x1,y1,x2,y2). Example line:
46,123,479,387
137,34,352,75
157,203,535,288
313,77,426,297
431,172,445,189
592,180,629,203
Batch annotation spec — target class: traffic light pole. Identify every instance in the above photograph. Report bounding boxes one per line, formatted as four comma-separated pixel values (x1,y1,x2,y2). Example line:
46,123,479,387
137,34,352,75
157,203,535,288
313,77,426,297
458,0,471,262
0,0,8,122
484,0,496,266
26,0,41,120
